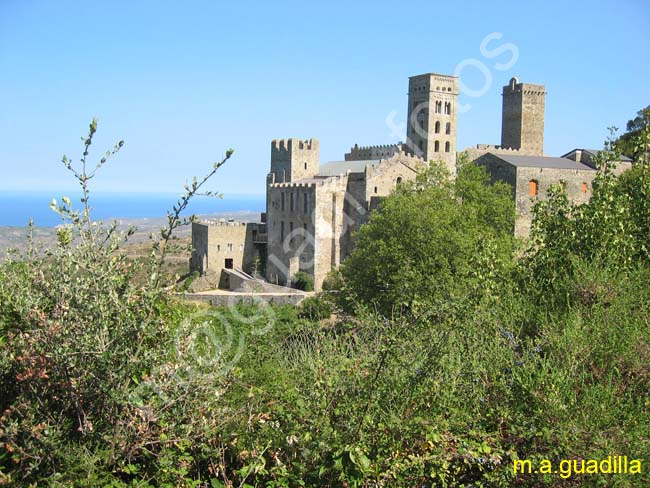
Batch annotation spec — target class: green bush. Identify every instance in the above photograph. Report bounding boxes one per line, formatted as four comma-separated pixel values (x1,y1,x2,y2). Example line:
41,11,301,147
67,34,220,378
298,295,332,320
291,270,314,291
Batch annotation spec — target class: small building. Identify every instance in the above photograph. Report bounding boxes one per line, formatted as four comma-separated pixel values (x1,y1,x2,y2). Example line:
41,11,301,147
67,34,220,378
190,218,266,279
475,153,599,237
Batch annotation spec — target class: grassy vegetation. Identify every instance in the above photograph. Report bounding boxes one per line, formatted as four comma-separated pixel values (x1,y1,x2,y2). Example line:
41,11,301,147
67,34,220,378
0,121,648,486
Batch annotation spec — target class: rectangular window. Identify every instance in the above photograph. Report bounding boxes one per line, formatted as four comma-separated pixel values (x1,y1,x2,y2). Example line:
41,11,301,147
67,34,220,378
227,243,233,252
217,244,221,252
290,192,295,211
281,192,285,211
280,221,285,241
303,193,309,213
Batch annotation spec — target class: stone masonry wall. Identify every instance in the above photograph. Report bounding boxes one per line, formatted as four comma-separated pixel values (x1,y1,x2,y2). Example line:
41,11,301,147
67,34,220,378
191,221,261,275
513,166,595,237
266,182,318,286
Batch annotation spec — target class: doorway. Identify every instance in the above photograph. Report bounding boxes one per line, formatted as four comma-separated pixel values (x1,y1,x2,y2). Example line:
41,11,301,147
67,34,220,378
224,258,234,269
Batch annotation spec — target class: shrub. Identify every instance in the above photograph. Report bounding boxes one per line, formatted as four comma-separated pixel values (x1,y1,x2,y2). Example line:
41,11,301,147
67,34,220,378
0,120,235,486
291,270,314,291
298,295,332,320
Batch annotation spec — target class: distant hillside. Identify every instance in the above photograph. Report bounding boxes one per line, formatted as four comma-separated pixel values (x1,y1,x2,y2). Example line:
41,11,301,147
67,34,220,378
0,211,260,255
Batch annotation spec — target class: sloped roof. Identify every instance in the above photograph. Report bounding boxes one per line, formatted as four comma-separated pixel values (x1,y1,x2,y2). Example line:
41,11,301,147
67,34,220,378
317,160,380,177
490,153,596,170
582,149,633,162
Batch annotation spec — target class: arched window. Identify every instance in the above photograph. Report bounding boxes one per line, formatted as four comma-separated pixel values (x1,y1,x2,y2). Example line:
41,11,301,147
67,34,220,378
434,141,440,152
396,177,402,185
435,121,440,134
444,102,451,115
374,186,378,194
445,141,450,152
445,122,451,134
304,162,307,170
581,182,588,193
528,180,539,196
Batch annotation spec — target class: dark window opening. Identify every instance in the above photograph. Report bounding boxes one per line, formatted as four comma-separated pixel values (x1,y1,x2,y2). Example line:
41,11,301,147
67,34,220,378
225,258,233,269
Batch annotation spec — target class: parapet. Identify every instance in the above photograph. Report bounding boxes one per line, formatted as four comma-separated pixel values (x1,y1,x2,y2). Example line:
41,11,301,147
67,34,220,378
197,219,262,228
464,144,543,162
271,138,319,160
345,142,403,161
502,77,546,96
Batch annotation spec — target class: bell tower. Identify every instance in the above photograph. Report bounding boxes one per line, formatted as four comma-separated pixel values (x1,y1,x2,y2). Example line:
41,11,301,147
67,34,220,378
406,73,458,175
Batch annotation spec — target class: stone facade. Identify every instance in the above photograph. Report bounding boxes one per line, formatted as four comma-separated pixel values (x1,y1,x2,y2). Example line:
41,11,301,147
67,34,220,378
190,220,265,277
265,147,423,290
475,153,598,237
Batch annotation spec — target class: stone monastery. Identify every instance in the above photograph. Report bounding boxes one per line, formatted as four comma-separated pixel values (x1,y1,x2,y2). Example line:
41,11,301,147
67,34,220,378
191,73,633,291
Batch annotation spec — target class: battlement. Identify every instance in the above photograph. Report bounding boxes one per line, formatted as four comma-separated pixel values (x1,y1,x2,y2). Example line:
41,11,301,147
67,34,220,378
197,219,262,228
270,137,320,183
345,142,403,161
269,181,318,189
475,144,527,153
464,144,543,162
271,138,319,157
502,77,546,96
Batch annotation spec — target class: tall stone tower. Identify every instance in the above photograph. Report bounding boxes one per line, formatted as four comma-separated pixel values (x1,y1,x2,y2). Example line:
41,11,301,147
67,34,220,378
268,138,319,184
406,73,458,174
501,77,546,155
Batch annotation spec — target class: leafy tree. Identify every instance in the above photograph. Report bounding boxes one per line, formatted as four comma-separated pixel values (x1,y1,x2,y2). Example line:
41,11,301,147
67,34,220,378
614,105,650,162
524,122,650,303
338,157,516,317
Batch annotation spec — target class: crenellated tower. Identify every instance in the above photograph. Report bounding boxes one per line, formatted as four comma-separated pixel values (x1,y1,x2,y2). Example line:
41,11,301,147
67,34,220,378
501,77,546,155
406,73,458,174
268,138,320,184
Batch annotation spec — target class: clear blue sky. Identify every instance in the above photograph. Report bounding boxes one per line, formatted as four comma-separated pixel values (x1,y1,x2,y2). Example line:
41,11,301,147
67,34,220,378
1,0,648,196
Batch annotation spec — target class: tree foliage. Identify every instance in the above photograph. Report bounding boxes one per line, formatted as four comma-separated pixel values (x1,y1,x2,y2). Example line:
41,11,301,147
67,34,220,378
338,157,516,317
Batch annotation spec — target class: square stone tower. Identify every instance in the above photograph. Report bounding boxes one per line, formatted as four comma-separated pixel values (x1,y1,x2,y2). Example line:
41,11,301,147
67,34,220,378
268,138,320,184
406,73,458,174
501,77,546,156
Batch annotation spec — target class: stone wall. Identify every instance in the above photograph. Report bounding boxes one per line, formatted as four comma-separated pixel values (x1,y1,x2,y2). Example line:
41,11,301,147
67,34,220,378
312,176,349,290
190,221,262,276
266,181,318,286
513,166,595,237
476,153,597,237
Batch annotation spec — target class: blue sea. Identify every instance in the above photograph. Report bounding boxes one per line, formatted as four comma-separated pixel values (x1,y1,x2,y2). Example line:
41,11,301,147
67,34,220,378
0,191,265,227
